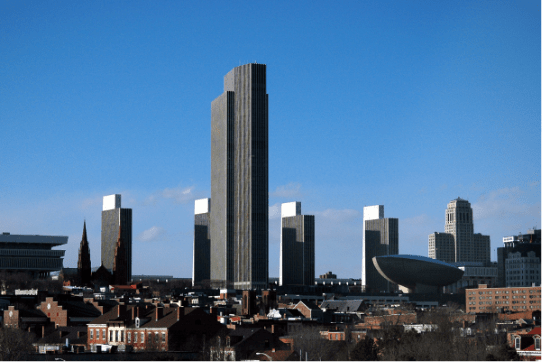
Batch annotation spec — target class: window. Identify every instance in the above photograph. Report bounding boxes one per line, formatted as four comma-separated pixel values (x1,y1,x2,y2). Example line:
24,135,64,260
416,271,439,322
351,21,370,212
110,330,113,342
102,329,105,339
162,332,166,342
515,337,520,349
115,331,119,342
121,330,124,342
141,332,145,343
128,332,131,343
535,338,540,350
155,332,159,343
134,332,138,343
90,329,93,340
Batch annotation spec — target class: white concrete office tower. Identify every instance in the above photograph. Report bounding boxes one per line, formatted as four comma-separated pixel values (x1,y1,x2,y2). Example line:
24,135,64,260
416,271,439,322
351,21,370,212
362,205,399,293
280,202,315,286
193,198,211,286
101,194,132,281
428,198,490,264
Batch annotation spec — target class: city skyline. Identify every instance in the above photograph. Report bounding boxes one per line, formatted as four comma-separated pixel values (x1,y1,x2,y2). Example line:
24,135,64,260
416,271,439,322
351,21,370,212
1,1,540,278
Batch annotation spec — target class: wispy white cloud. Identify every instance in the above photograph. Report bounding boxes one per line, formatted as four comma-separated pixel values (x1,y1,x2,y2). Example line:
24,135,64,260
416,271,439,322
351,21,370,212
144,186,198,205
270,182,302,198
400,214,441,255
269,203,281,219
80,196,103,210
472,187,527,220
137,226,166,242
162,186,196,204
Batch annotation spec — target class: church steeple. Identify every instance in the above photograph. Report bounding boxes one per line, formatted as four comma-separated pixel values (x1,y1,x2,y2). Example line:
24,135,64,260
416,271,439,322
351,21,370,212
77,221,92,285
113,224,128,285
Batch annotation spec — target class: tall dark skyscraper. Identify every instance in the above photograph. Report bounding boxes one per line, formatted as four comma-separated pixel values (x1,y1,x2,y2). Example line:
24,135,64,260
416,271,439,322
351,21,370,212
210,63,268,290
101,194,132,282
362,205,399,293
280,202,315,286
193,198,211,286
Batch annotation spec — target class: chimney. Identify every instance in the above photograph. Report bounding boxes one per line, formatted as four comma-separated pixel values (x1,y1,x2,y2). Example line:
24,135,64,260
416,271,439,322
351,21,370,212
117,304,127,319
156,307,163,321
177,307,185,321
131,306,136,320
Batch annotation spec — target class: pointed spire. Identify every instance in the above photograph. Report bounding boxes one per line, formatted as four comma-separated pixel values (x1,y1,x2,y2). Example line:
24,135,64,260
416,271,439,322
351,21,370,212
82,220,88,242
77,221,91,286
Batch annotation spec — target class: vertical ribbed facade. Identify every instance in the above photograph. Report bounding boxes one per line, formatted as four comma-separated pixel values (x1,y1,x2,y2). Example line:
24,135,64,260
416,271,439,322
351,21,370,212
280,214,315,286
101,208,132,282
364,218,399,293
428,198,490,264
211,63,268,290
193,199,211,286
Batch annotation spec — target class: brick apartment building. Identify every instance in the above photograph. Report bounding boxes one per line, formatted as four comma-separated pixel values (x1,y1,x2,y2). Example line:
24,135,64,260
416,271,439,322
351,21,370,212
466,284,541,313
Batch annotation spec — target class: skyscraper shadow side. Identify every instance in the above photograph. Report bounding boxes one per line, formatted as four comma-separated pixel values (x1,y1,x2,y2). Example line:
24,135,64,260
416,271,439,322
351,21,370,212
210,63,268,290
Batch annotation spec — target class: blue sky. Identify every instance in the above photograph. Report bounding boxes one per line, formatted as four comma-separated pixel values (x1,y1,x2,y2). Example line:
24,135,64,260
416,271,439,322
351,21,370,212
1,0,540,278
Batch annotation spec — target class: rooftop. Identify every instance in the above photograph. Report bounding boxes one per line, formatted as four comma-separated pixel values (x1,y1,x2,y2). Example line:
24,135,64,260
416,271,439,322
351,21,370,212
0,233,68,245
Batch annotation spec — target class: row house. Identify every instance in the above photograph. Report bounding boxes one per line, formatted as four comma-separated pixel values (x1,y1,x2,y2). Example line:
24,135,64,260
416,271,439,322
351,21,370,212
87,304,223,353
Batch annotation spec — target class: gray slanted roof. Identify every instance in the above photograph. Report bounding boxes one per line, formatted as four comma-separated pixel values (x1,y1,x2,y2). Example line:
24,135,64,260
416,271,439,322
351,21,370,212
320,299,365,313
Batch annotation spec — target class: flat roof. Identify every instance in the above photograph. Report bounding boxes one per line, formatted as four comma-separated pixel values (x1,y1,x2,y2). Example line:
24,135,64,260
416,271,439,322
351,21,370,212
0,234,68,245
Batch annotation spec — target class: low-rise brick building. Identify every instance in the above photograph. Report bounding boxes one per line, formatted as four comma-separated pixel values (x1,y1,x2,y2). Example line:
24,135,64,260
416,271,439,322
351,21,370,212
87,304,223,352
37,296,102,327
466,284,541,313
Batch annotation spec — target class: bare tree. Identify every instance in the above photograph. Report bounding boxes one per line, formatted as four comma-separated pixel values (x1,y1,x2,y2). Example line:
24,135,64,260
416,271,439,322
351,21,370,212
349,336,380,361
291,326,347,361
0,327,35,360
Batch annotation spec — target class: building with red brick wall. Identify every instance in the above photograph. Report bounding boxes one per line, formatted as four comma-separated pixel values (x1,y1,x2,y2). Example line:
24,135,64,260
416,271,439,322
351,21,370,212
466,284,541,313
87,304,224,352
37,296,102,327
291,301,323,322
3,305,20,328
37,298,68,327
